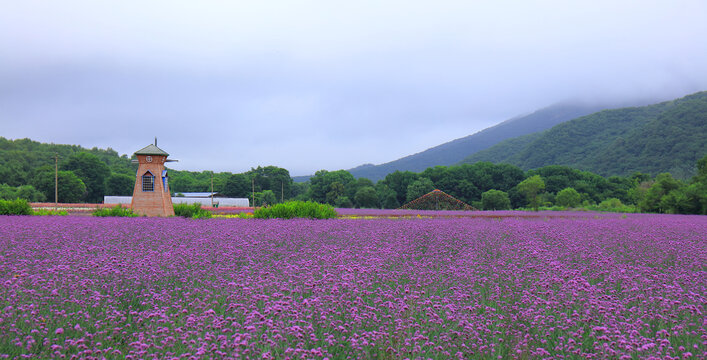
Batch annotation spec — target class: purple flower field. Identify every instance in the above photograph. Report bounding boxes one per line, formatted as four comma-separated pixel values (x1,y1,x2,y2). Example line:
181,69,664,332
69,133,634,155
1,214,705,359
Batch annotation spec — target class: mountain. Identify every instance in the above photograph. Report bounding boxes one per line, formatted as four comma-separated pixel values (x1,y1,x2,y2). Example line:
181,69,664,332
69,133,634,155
461,91,707,179
336,102,636,182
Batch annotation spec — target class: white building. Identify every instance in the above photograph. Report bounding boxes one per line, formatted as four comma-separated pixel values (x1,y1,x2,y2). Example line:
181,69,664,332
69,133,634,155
105,192,249,207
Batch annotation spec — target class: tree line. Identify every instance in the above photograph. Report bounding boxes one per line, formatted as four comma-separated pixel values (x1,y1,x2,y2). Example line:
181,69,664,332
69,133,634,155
1,137,705,214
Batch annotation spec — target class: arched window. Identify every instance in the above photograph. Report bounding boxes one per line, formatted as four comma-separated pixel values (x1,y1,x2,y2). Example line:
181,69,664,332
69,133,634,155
142,171,155,192
162,170,169,192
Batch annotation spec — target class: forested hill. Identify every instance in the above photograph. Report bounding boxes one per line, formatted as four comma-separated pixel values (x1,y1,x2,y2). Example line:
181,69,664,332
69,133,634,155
461,91,707,179
0,138,136,186
344,102,628,182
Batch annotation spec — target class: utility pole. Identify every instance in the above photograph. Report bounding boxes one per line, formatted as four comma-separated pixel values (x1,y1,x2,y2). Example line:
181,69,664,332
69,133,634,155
252,177,255,208
210,171,214,207
54,153,58,211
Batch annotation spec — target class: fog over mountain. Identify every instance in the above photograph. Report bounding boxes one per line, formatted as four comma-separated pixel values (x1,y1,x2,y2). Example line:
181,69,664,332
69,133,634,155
1,1,706,175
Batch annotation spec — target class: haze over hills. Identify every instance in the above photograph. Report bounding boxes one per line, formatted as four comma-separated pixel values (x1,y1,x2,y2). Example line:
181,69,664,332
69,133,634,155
462,91,707,179
293,98,660,182
344,103,606,182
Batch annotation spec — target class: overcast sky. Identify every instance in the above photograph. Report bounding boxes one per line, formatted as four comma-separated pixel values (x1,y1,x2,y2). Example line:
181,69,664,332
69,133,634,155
1,1,706,175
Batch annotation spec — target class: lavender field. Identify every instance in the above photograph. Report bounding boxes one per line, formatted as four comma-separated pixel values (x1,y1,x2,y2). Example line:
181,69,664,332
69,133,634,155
1,213,705,359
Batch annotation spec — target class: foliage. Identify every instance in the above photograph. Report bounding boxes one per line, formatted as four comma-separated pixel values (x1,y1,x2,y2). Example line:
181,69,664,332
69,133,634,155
92,205,138,217
253,201,338,219
31,168,86,203
0,198,33,215
290,182,310,201
247,166,292,202
236,212,254,219
517,175,545,211
590,198,637,213
528,165,632,204
0,137,136,188
555,187,581,207
308,170,355,204
173,203,212,219
353,186,379,208
379,171,419,205
345,178,375,201
639,173,683,213
334,196,353,208
105,173,134,196
0,184,46,202
376,184,399,209
654,154,707,215
325,182,346,205
405,178,435,202
222,173,250,198
462,91,707,178
480,189,511,210
168,170,231,193
3,131,706,215
254,190,277,207
418,162,525,205
61,152,111,203
32,208,68,216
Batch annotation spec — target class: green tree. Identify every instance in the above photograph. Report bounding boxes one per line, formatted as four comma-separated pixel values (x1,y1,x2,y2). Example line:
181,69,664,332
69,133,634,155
375,184,399,209
694,154,707,183
345,178,375,200
291,182,310,201
254,190,277,207
168,171,203,192
406,178,435,202
480,189,511,210
354,186,379,208
308,170,355,203
248,166,292,203
659,154,707,214
32,169,86,203
334,196,353,208
325,182,346,205
261,190,277,206
421,163,524,204
222,173,251,198
555,187,581,207
61,152,110,202
380,171,418,205
692,155,707,214
105,174,134,196
517,175,545,211
0,184,46,202
640,173,682,213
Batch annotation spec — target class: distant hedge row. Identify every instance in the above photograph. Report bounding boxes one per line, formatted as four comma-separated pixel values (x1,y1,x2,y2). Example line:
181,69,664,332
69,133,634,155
173,203,212,219
254,201,337,219
93,205,137,217
0,198,33,215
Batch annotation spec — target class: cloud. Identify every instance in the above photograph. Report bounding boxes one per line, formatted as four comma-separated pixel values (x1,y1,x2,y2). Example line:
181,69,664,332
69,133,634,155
1,0,707,175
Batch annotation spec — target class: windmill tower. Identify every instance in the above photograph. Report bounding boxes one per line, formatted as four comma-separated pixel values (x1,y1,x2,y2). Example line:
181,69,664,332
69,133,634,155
130,139,177,216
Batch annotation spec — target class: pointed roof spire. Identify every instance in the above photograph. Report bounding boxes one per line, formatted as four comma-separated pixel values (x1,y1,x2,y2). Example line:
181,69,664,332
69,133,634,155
134,143,169,156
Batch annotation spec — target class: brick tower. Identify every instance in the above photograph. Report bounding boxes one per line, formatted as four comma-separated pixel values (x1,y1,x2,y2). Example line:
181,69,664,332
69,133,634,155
130,141,176,217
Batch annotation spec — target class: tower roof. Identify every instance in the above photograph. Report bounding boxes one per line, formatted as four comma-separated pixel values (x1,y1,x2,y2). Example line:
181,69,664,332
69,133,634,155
134,144,169,156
